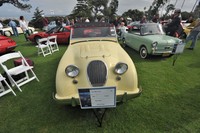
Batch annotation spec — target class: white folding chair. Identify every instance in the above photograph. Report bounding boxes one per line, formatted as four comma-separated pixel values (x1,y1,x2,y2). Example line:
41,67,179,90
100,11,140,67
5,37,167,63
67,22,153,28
36,38,52,57
0,51,39,92
0,74,16,97
47,35,59,53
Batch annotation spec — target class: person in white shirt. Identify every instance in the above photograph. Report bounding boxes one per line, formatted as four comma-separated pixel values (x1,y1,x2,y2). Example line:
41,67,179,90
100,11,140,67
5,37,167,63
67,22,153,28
19,16,30,41
0,21,3,30
85,18,90,22
0,21,3,35
117,22,128,39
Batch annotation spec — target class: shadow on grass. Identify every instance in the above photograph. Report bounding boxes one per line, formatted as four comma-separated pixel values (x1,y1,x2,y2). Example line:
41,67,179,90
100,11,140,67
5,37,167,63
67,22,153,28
188,61,200,68
123,46,172,63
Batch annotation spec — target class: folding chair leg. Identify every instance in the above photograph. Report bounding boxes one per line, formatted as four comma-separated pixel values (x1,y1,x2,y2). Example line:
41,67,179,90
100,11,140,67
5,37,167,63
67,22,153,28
0,78,16,97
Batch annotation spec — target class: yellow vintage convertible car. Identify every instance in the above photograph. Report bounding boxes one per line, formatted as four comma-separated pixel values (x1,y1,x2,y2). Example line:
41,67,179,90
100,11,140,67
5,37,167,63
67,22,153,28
54,22,142,108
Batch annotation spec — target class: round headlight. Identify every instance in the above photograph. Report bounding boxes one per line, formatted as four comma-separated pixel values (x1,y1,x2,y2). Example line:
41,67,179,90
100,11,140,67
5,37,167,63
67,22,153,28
65,65,79,78
114,63,128,75
152,42,158,47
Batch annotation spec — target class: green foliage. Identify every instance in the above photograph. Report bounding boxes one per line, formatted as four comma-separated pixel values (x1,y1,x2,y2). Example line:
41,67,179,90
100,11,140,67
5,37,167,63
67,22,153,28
122,9,144,21
71,0,92,19
163,4,175,18
0,0,31,11
181,12,193,20
71,0,118,21
29,7,44,29
0,34,199,132
147,0,170,19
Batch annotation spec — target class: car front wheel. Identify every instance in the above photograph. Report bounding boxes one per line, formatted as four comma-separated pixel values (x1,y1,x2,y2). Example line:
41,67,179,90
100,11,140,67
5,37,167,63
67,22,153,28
29,29,33,34
139,46,148,59
34,36,41,45
4,31,12,37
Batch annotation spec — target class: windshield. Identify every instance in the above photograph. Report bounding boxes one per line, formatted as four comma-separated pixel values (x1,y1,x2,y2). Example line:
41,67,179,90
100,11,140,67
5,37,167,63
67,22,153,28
47,26,61,34
71,25,116,39
140,24,165,35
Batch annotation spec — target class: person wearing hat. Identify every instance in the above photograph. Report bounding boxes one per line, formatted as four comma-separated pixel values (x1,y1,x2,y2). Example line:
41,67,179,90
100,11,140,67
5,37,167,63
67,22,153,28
165,9,183,37
41,15,48,31
185,18,200,50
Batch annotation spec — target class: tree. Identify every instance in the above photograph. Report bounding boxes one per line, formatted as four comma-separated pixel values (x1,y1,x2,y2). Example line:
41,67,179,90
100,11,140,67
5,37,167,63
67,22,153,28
163,4,175,18
30,7,44,29
181,11,193,20
71,0,118,21
122,9,144,21
0,0,32,11
71,0,92,19
102,0,119,21
147,0,170,19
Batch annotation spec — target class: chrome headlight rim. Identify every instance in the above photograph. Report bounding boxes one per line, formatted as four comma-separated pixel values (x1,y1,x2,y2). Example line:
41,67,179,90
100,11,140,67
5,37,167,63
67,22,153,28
152,41,158,47
65,65,80,78
114,62,128,75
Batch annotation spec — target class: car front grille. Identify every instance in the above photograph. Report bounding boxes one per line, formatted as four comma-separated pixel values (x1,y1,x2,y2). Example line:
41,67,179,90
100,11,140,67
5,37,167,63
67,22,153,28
87,60,107,87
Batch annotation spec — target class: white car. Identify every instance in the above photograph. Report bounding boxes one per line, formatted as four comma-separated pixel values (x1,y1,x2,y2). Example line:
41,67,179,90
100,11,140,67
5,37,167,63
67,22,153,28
48,21,57,31
0,26,35,36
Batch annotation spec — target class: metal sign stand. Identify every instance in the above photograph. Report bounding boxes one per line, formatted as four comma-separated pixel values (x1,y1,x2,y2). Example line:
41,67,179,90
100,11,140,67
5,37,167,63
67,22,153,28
78,87,116,127
172,54,180,66
92,108,107,127
171,43,185,66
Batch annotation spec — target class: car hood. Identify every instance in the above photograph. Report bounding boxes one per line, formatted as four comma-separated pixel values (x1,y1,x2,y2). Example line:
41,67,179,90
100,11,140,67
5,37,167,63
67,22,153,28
0,35,9,40
80,42,111,58
143,35,180,44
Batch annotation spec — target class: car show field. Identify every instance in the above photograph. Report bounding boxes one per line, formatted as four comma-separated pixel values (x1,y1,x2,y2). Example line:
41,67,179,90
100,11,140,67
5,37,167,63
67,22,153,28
0,31,199,132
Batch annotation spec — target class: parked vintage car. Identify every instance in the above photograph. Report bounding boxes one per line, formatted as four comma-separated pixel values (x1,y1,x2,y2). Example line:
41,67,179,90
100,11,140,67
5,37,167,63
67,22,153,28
47,21,57,31
0,35,17,54
0,25,35,37
54,22,142,107
28,25,70,44
127,21,140,29
123,23,184,58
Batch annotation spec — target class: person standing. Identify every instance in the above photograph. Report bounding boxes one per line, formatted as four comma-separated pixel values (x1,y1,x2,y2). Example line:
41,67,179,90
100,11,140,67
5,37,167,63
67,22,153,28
165,9,182,37
19,16,30,41
8,19,18,36
117,22,128,39
41,15,48,31
0,21,3,35
152,14,159,23
185,19,200,50
0,20,3,30
65,17,70,26
140,16,147,24
112,17,119,27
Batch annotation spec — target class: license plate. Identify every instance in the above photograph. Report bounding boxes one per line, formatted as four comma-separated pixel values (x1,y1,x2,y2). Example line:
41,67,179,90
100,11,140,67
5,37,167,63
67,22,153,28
162,53,170,57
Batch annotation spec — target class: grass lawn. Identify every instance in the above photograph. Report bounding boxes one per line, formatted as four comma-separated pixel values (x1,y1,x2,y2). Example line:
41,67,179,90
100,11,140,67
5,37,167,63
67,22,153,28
0,34,200,133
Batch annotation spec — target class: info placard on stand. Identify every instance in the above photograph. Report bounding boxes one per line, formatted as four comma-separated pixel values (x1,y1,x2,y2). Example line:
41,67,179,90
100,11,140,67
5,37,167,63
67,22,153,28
78,87,116,127
78,86,116,109
172,43,185,66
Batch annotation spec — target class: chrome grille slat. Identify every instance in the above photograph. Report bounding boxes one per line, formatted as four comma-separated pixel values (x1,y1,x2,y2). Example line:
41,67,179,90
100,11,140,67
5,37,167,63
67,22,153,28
87,60,107,87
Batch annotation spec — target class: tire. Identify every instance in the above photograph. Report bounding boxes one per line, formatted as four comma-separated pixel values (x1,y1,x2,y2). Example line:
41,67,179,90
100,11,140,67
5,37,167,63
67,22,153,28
34,36,41,45
4,31,12,37
29,29,33,34
67,37,70,45
139,46,148,59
